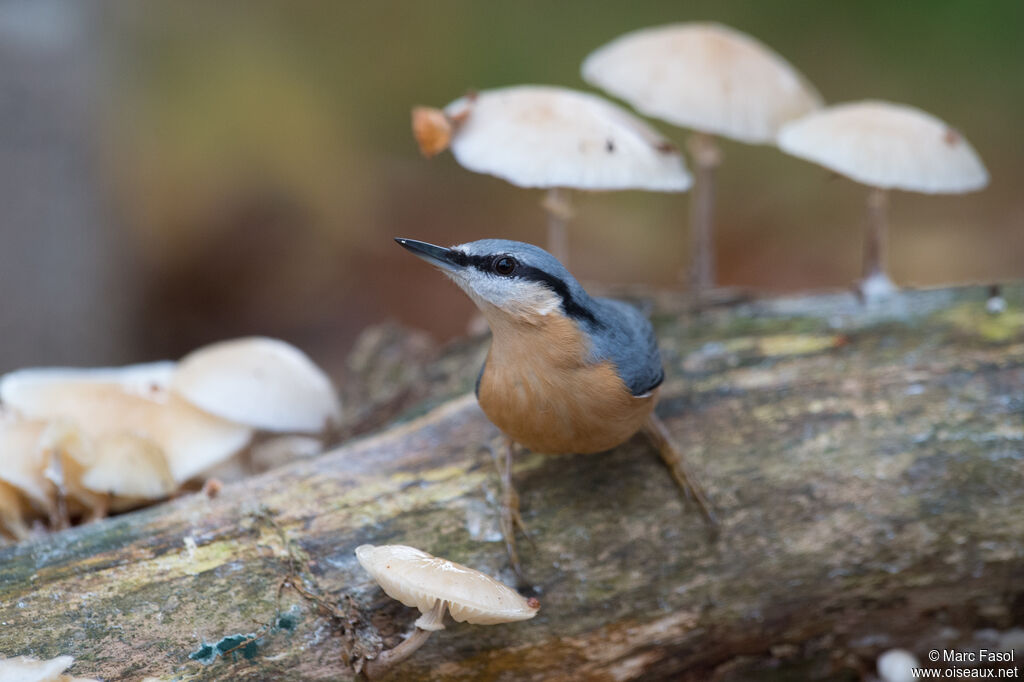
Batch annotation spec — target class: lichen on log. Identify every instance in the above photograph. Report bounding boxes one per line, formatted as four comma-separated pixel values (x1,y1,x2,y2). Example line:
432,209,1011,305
1,285,1023,681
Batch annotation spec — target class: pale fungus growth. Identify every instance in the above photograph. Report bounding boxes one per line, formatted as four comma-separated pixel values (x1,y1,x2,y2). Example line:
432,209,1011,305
778,100,988,299
80,432,177,502
2,361,176,399
412,84,691,265
355,544,539,678
0,411,53,519
582,23,821,144
0,339,336,536
411,106,452,158
876,648,921,682
582,22,821,292
986,291,1008,315
0,481,30,542
0,364,252,485
0,654,98,682
171,337,342,435
40,421,110,522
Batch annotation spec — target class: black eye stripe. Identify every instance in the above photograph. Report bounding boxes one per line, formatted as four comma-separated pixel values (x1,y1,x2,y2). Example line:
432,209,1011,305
517,265,599,325
447,251,489,269
451,250,600,326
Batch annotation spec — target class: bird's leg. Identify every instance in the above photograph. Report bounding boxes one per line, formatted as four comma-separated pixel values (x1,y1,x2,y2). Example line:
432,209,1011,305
642,414,718,531
492,436,531,580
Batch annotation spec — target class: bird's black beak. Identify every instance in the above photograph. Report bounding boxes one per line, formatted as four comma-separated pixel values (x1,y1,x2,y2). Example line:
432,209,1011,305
394,238,463,271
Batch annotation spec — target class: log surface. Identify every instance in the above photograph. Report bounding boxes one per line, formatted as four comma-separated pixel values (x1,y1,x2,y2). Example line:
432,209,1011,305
2,285,1024,681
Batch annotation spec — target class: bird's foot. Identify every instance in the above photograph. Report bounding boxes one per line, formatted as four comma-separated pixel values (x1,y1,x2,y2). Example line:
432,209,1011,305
489,437,533,584
643,414,719,535
500,482,529,581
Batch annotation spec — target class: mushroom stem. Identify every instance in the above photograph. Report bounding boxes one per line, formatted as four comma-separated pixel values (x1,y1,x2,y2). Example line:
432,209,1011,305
43,453,70,531
687,132,721,294
541,187,573,266
859,187,898,300
863,186,889,282
364,600,447,679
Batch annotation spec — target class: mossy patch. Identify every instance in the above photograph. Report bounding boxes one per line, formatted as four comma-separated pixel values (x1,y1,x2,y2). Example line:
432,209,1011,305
938,303,1024,343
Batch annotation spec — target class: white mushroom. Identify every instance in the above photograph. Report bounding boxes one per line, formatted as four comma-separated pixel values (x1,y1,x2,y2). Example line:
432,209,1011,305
356,544,539,677
0,656,73,682
582,22,822,292
1,364,252,484
582,23,821,144
877,648,921,682
171,337,341,435
0,654,98,682
39,421,110,523
0,411,52,517
80,432,177,502
412,85,691,265
0,481,30,541
778,100,988,298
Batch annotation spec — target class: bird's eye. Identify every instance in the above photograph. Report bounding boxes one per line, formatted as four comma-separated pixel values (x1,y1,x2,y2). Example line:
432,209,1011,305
492,256,517,276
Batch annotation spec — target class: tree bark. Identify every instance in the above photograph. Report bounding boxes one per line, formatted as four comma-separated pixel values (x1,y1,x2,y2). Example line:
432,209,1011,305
2,285,1023,681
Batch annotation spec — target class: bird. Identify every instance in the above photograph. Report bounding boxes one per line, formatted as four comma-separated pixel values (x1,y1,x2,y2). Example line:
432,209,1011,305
395,237,715,577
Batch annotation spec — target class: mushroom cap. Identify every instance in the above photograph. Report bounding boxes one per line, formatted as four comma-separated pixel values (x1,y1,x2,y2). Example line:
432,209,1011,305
79,432,177,499
442,85,691,191
0,655,84,682
0,411,51,512
412,106,453,158
355,544,539,626
171,337,342,434
777,100,989,193
1,364,251,483
582,22,822,144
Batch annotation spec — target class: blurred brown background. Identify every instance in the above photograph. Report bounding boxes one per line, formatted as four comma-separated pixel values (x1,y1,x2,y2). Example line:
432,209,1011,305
1,0,1021,378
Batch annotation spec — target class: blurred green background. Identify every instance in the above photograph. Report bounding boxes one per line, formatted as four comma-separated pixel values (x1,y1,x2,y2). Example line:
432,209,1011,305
1,0,1020,377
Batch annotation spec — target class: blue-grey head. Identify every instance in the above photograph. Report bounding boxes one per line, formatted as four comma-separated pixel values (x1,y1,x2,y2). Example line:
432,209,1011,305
394,238,597,325
396,237,664,395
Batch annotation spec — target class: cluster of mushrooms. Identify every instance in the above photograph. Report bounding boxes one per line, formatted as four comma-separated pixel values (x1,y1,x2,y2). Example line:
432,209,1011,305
0,337,340,543
413,21,988,299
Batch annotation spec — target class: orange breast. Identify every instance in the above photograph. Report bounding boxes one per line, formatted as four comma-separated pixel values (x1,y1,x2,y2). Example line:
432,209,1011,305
477,310,657,454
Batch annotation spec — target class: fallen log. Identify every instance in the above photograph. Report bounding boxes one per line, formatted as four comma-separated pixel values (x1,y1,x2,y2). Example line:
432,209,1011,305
2,285,1023,681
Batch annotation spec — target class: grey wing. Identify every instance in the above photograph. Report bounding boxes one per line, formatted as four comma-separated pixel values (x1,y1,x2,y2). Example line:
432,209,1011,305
588,297,664,396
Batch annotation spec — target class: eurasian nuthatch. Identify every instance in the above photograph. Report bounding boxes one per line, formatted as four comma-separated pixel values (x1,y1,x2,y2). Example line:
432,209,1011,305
396,238,714,575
